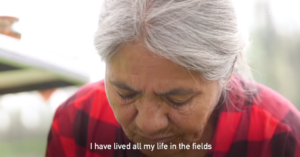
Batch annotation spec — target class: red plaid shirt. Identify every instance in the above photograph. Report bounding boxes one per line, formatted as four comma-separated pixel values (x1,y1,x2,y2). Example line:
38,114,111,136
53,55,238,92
46,78,300,157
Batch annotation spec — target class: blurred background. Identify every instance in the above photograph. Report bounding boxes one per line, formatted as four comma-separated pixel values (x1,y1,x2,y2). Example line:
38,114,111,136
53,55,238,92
0,0,299,156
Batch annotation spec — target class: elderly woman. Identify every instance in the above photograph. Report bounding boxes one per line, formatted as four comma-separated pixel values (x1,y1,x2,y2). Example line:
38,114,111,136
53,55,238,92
46,0,300,157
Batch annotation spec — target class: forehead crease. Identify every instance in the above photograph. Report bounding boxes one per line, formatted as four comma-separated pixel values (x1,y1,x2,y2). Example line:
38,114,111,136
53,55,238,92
107,41,207,92
113,42,192,77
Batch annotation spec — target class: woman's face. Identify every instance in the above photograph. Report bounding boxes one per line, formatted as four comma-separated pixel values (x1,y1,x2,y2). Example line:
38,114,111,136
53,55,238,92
105,41,222,157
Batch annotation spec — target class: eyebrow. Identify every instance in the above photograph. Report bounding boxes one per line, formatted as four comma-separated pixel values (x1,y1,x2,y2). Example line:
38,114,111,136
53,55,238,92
110,80,138,92
155,88,199,96
110,80,199,96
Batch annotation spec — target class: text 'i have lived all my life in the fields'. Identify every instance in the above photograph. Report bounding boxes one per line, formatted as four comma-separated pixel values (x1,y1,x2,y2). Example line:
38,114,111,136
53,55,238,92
91,143,212,151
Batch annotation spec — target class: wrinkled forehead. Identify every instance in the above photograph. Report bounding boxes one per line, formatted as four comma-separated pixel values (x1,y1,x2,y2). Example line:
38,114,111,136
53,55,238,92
105,41,219,93
107,41,192,79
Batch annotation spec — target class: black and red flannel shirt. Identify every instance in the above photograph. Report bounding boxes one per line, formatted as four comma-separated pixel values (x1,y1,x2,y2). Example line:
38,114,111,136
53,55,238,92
46,78,300,157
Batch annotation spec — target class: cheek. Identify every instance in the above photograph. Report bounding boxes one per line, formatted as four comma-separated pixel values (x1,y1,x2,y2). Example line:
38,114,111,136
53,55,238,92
169,96,217,133
105,83,137,128
169,109,207,134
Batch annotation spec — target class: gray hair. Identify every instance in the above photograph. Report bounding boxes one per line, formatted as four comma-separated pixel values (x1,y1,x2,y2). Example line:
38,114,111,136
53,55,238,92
94,0,253,88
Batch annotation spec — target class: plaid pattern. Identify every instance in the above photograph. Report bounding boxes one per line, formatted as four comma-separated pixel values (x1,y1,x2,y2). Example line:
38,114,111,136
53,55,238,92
46,79,300,157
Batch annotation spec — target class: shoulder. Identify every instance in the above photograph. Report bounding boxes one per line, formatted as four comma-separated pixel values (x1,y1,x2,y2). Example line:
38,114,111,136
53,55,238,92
215,78,300,156
238,79,300,154
46,81,130,156
55,80,118,125
228,77,300,135
252,83,300,138
234,78,300,139
246,83,300,156
51,80,121,145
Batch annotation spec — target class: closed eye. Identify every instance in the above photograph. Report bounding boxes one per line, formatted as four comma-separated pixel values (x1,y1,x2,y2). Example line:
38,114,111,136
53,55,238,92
118,92,138,101
165,96,190,107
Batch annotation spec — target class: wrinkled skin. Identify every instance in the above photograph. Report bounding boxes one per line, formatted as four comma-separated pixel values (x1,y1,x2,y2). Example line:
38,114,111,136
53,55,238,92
105,41,222,157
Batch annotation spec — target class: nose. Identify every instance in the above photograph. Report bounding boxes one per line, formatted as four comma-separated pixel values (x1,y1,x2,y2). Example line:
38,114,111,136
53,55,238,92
135,98,168,136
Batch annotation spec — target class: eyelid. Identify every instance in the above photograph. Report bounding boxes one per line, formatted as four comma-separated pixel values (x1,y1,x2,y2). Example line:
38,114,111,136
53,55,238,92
168,96,189,102
165,94,196,107
117,90,138,96
167,94,193,101
117,91,140,101
169,96,190,101
117,90,134,95
164,96,188,106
